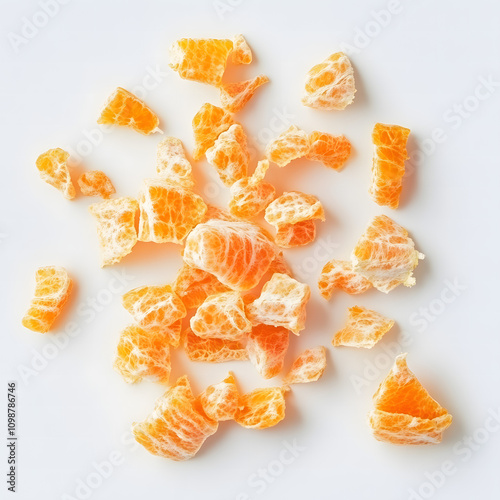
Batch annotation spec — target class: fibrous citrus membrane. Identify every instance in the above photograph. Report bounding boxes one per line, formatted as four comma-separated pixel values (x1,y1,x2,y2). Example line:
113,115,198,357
235,387,287,429
169,38,234,86
184,328,248,363
78,170,115,199
231,34,252,64
332,306,394,348
206,124,249,187
190,291,252,340
220,75,269,113
203,204,242,223
156,137,194,188
274,219,316,248
368,354,453,445
114,324,171,384
265,191,325,227
138,178,207,244
265,125,310,167
283,346,327,385
306,131,352,170
97,87,160,135
183,219,277,291
246,273,310,334
302,52,356,110
370,123,411,209
89,197,138,267
351,215,424,293
36,148,75,200
229,159,276,219
192,103,235,160
199,373,240,421
246,324,289,379
318,259,372,299
22,266,72,333
132,375,218,461
122,285,186,347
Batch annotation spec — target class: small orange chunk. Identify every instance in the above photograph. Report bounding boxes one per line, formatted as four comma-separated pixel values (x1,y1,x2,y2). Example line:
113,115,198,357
199,373,240,421
78,170,115,199
302,52,356,110
231,34,252,64
284,346,327,384
22,266,73,333
156,137,194,188
184,328,248,362
370,123,411,209
89,197,138,267
220,75,269,113
235,387,286,429
265,191,325,227
36,148,75,200
97,87,160,135
203,204,242,223
318,259,372,299
332,306,394,348
306,131,352,170
274,219,316,248
265,125,310,167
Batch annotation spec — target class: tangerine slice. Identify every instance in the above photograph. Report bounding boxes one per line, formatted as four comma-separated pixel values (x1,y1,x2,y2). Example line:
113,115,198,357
36,148,75,200
184,328,248,362
22,266,73,333
199,373,240,421
156,137,194,188
172,264,230,310
231,34,252,64
138,178,207,244
219,75,269,113
332,306,394,348
370,123,411,209
229,159,276,219
122,285,186,346
169,38,234,86
183,219,277,291
246,324,289,379
206,124,249,186
368,354,453,444
246,273,310,334
97,87,160,135
306,131,352,170
318,259,372,299
265,125,310,167
302,52,356,110
89,197,138,267
264,191,325,227
78,170,115,199
132,375,218,461
192,103,235,160
113,324,171,384
234,387,286,429
274,219,316,248
190,291,252,340
283,346,327,385
203,204,242,223
351,215,424,293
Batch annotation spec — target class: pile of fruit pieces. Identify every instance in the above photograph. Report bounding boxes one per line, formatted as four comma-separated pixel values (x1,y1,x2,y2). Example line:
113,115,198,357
22,35,452,461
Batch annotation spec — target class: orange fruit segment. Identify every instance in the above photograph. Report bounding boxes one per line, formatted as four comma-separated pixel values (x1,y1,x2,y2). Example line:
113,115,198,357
199,373,240,421
351,215,425,293
368,354,453,444
122,285,186,346
332,306,394,348
169,38,234,86
113,324,171,384
219,75,269,113
138,179,207,244
231,34,252,64
229,159,276,219
283,346,327,385
156,137,194,188
190,291,252,340
265,125,310,167
306,131,352,170
203,204,242,223
234,387,286,429
192,103,235,160
89,197,138,267
78,170,115,199
97,87,160,135
184,328,248,362
265,191,325,227
274,219,316,248
318,259,372,299
206,124,249,187
36,148,75,200
246,273,310,334
22,266,73,333
246,324,289,379
132,375,218,461
370,123,411,209
183,219,277,291
302,52,356,110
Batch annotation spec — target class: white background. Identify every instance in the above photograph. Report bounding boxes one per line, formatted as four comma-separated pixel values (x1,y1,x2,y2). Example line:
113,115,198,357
1,0,500,499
